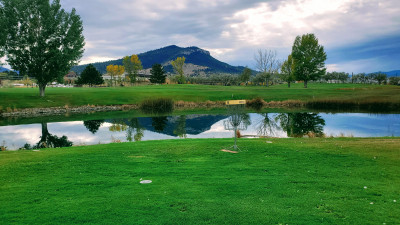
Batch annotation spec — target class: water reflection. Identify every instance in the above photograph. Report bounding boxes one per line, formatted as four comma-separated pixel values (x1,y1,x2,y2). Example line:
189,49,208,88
173,115,187,138
126,118,144,142
256,113,279,137
26,122,73,149
152,116,168,132
276,113,325,137
83,120,104,134
0,112,399,150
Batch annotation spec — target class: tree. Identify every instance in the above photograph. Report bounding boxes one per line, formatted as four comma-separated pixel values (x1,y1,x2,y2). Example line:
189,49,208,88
171,56,185,84
0,5,5,61
291,33,327,88
123,54,142,85
254,49,279,87
150,63,166,84
76,64,104,86
106,65,124,86
22,75,34,87
0,0,85,97
372,72,387,85
280,54,295,87
239,67,252,85
389,77,400,85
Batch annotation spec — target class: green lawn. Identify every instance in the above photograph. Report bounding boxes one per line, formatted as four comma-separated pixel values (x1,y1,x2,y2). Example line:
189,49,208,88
1,138,399,224
1,83,399,110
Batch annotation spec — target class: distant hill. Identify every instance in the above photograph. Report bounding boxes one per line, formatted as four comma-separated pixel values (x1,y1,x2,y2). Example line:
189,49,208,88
369,70,400,77
0,66,10,73
71,45,246,75
382,70,400,77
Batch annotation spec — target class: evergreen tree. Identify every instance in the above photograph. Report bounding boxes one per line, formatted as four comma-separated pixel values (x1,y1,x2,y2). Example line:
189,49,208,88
150,64,166,84
76,64,104,86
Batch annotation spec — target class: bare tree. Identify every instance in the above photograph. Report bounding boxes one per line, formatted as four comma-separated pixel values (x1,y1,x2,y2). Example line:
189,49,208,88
254,49,280,87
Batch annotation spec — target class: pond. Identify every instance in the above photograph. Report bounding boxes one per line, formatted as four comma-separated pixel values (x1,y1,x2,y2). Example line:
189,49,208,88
1,112,399,150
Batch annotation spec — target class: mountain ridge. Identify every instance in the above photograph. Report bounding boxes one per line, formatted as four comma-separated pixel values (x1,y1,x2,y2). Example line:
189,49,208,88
71,45,246,75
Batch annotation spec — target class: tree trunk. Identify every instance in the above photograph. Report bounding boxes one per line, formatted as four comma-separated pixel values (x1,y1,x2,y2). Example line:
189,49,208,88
288,81,291,88
39,83,46,97
304,80,308,88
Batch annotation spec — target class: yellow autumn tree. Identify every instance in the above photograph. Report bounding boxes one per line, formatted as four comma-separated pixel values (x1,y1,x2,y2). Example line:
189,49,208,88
106,64,125,86
123,54,142,85
171,56,185,84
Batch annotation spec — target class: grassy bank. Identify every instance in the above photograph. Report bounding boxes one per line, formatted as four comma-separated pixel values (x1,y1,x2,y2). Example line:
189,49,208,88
1,83,399,111
1,138,399,224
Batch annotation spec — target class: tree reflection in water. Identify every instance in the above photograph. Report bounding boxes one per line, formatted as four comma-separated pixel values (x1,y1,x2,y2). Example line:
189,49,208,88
173,115,187,138
33,122,73,149
257,113,279,137
126,118,144,142
152,116,168,132
83,120,104,134
276,113,326,137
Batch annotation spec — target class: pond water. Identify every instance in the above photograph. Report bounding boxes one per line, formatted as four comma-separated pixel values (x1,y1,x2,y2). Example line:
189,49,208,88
1,112,399,150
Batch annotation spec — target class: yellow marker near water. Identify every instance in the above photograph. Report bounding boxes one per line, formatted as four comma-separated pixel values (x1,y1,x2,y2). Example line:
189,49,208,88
225,100,246,105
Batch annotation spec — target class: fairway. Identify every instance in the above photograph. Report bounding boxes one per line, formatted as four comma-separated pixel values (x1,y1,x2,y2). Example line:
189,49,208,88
0,138,399,224
1,83,399,110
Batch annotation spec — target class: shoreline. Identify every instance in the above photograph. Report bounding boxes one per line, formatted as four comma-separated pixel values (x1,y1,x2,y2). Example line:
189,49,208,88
2,99,400,118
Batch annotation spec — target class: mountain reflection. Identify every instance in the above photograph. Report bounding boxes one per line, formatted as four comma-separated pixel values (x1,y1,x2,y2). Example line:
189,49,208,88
1,112,397,150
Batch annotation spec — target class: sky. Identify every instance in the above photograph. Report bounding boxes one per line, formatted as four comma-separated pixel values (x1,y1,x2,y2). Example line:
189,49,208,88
7,0,400,73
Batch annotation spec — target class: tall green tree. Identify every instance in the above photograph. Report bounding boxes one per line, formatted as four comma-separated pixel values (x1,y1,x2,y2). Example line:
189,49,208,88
0,5,5,61
171,56,185,84
123,54,142,85
0,0,85,96
150,63,166,84
239,67,252,85
291,33,327,88
280,54,295,87
76,64,104,86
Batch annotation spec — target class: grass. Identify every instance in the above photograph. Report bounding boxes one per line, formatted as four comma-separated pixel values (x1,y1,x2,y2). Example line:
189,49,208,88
1,83,399,111
0,138,399,224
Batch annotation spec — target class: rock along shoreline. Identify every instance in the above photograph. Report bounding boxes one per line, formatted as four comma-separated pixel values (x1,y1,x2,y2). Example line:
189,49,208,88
0,105,139,118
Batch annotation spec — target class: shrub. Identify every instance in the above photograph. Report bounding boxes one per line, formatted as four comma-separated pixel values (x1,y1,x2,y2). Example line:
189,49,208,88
140,98,174,114
246,97,266,110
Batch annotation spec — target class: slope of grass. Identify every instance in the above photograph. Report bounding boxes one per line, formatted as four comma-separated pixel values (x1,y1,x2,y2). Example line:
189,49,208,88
1,83,399,110
0,138,399,224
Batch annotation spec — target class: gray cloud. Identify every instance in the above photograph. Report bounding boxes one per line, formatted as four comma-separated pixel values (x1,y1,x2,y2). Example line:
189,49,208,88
57,0,400,73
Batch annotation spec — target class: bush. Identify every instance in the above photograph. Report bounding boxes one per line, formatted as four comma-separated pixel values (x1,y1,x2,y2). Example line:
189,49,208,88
140,98,174,114
246,97,266,110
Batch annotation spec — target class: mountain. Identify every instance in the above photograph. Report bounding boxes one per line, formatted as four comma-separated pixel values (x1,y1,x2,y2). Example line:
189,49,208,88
71,45,246,75
0,66,10,73
382,70,400,77
369,70,400,77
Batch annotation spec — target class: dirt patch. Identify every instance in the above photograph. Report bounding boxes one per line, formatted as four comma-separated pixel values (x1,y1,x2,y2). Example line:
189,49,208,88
221,149,239,154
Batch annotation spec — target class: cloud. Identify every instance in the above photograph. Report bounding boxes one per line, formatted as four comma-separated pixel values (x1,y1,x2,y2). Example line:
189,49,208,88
52,0,400,72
